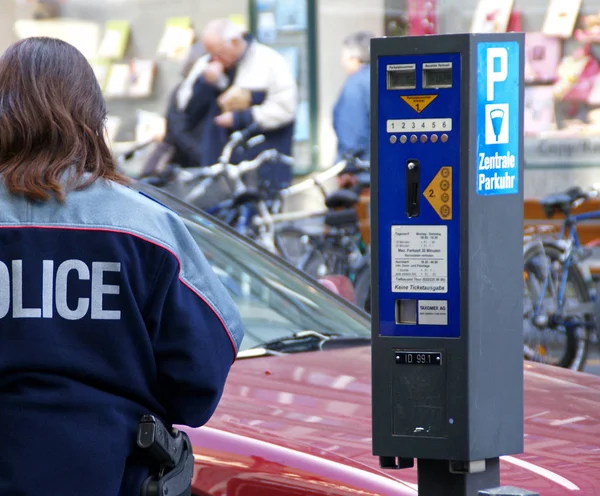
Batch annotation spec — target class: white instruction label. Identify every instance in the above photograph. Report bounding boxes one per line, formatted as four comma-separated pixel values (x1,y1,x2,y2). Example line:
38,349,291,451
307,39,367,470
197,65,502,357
418,300,448,325
391,225,448,293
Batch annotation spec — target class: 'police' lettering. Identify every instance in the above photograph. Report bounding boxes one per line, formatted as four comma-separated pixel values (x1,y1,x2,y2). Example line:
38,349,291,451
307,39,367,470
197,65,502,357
0,259,121,320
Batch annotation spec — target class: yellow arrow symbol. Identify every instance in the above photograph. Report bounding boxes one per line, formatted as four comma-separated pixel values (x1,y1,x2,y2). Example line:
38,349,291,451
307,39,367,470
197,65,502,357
400,94,438,113
423,166,452,220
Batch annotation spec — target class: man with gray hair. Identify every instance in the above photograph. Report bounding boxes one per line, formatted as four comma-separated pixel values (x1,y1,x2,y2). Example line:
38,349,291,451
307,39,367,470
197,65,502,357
176,18,298,199
333,31,373,165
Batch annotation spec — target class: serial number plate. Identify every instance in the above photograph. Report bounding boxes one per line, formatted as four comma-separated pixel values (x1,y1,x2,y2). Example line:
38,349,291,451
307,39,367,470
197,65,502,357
395,351,442,365
387,119,452,133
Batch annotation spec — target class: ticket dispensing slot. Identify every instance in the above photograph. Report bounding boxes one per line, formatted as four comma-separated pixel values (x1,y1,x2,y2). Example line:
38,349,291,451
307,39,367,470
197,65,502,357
406,159,420,218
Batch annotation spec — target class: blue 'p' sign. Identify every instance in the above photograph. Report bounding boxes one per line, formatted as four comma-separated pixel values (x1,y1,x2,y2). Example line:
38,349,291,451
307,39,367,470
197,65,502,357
476,42,520,196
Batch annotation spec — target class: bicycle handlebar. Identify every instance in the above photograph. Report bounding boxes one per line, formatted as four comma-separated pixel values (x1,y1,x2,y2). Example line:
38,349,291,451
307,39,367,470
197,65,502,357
279,156,370,198
281,160,347,198
220,123,262,164
183,149,292,203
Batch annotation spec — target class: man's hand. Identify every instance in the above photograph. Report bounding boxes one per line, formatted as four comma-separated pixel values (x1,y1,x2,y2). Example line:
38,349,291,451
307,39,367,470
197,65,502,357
218,86,252,112
214,111,234,128
203,60,225,84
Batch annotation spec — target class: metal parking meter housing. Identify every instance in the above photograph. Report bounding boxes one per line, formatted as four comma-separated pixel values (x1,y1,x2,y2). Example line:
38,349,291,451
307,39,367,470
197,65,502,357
370,33,525,494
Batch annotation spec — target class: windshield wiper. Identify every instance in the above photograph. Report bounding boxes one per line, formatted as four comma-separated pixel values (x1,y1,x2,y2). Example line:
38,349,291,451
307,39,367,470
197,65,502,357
247,330,371,355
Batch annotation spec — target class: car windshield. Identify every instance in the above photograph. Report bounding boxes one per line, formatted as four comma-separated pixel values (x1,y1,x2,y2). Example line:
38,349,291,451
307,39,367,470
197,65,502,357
137,186,370,353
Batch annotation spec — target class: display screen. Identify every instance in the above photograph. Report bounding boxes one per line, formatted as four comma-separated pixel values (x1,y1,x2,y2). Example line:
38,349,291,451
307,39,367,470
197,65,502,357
387,68,416,90
395,351,442,365
423,68,452,88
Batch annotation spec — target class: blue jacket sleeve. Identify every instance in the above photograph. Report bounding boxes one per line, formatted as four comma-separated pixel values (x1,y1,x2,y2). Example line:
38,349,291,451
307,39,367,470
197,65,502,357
145,216,245,427
333,74,370,162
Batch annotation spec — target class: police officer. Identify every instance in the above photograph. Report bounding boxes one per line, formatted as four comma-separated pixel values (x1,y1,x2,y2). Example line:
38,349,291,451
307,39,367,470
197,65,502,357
0,37,245,495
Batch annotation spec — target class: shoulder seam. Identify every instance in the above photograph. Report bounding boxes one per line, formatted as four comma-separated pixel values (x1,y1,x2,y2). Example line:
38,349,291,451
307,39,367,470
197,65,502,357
143,247,170,323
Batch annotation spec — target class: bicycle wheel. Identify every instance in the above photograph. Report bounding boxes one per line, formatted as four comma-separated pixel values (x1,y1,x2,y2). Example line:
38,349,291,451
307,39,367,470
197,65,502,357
301,241,347,280
523,242,590,370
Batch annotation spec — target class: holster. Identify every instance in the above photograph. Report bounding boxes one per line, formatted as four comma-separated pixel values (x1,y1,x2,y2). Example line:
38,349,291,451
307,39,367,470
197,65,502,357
140,439,193,496
138,415,194,496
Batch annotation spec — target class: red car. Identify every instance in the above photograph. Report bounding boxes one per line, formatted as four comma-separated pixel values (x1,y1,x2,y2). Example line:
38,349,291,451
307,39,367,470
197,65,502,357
141,185,600,496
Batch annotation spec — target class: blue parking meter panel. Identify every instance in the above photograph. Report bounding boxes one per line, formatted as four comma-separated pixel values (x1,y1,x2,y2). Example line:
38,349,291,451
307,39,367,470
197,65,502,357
377,52,461,339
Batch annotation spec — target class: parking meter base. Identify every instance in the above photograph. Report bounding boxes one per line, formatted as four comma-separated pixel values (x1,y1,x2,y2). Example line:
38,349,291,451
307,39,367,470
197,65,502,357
479,486,540,496
378,456,414,470
418,458,500,496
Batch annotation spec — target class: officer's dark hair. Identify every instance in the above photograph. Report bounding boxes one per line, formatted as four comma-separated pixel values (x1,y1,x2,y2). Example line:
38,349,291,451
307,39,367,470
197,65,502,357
0,37,129,202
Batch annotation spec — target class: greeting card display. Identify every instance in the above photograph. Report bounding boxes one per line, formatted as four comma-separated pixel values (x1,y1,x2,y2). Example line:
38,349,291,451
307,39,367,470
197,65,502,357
97,20,130,60
575,13,600,43
90,60,111,91
524,33,561,84
585,74,600,106
104,63,129,98
506,10,522,32
104,116,121,144
524,86,557,135
471,0,514,33
553,52,600,103
14,19,100,60
128,60,156,98
156,17,195,60
407,0,438,36
104,60,156,99
542,0,582,38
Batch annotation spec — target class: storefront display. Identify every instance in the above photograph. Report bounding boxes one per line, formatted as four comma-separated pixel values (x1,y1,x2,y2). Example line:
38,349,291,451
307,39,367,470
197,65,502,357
469,0,600,169
471,0,514,33
9,0,211,148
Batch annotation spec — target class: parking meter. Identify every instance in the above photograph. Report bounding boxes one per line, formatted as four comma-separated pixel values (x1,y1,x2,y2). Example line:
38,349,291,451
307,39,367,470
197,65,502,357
370,34,525,495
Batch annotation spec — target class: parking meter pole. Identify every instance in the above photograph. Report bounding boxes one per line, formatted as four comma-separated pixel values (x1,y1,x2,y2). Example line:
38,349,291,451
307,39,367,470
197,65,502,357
370,33,527,496
418,458,499,496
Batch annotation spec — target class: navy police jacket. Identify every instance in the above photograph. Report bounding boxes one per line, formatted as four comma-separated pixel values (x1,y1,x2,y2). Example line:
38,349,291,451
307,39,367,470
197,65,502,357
0,178,245,495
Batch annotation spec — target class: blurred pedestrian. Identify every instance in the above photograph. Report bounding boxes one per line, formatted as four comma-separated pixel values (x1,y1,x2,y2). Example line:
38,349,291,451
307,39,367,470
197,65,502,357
333,31,373,188
139,41,207,177
177,18,298,199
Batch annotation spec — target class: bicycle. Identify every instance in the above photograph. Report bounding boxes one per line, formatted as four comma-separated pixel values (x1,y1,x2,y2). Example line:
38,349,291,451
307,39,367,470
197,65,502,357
523,185,600,371
258,155,372,312
250,154,367,264
137,125,294,247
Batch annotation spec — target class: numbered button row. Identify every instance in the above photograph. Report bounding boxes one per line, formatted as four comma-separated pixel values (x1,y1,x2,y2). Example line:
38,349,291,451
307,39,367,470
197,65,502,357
390,134,449,144
386,118,452,133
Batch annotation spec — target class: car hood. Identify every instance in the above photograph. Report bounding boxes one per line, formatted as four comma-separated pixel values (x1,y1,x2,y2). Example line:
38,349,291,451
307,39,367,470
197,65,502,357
188,346,600,494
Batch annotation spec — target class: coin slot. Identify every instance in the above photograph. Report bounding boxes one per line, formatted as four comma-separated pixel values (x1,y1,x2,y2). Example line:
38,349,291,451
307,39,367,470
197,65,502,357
406,159,420,218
